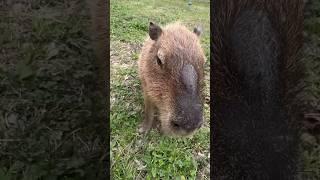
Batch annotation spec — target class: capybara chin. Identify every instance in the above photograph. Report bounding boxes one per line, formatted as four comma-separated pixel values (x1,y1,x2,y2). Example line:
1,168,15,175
138,22,206,137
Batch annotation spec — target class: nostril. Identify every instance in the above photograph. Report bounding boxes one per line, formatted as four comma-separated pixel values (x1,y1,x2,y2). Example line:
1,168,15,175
171,121,180,128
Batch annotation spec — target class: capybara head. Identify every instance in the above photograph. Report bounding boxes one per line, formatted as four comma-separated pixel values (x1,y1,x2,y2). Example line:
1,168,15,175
138,22,205,136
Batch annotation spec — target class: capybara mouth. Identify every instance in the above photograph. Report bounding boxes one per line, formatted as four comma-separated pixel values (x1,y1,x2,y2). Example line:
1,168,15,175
170,119,203,132
158,119,202,137
153,101,203,137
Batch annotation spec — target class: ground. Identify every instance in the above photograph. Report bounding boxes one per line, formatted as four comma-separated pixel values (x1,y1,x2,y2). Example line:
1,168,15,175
0,0,107,179
300,0,320,178
110,0,210,179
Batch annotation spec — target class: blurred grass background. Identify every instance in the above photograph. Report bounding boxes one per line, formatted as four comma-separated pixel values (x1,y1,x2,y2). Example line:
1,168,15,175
300,0,320,178
0,0,107,179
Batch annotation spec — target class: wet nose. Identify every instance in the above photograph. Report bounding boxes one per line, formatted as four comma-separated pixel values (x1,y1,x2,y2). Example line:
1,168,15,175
172,116,203,131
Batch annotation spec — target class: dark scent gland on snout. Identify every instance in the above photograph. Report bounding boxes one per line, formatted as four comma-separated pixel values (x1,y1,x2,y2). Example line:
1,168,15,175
138,22,205,136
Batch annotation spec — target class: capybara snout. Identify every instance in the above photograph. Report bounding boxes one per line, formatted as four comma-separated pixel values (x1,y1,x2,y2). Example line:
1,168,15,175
138,22,205,136
174,64,203,131
172,97,203,132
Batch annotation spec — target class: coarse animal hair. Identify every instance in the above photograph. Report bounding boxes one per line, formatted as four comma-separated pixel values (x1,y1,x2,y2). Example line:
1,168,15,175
212,0,305,179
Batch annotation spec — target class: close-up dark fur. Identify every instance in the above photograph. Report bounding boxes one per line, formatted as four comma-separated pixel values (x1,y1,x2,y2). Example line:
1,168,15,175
212,0,305,179
87,0,108,96
86,0,109,177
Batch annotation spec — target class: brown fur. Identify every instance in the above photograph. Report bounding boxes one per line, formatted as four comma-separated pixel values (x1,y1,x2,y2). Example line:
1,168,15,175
85,0,108,177
138,22,205,136
87,0,108,95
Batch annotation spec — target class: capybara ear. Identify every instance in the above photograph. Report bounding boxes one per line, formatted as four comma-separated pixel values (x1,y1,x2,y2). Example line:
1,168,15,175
149,22,162,40
193,26,202,36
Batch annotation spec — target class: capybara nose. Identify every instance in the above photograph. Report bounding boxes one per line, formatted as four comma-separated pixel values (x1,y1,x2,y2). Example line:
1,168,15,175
171,118,202,132
171,121,194,131
171,121,181,129
184,122,200,132
197,121,203,129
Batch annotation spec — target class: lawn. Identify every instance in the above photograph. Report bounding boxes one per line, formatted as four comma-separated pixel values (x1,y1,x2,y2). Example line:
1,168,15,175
0,1,107,179
300,0,320,178
110,0,210,179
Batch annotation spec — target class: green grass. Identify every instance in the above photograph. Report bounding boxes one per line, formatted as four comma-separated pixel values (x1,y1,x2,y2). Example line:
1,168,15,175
0,1,107,179
110,0,210,179
300,0,320,178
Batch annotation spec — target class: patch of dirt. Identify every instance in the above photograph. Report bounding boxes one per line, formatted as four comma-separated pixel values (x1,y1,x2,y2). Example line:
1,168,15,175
110,40,142,70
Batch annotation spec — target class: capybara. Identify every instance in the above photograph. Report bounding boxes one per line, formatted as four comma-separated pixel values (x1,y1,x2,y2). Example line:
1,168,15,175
212,0,305,179
138,22,206,137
